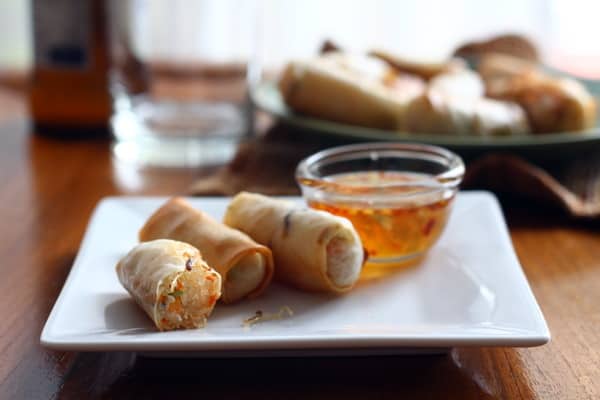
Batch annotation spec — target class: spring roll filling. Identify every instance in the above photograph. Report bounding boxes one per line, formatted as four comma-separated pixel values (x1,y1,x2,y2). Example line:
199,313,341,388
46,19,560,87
325,234,363,288
154,269,220,331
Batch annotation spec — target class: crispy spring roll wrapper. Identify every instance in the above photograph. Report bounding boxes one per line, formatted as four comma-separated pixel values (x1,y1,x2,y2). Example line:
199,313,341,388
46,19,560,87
139,198,274,304
116,239,221,331
224,192,365,293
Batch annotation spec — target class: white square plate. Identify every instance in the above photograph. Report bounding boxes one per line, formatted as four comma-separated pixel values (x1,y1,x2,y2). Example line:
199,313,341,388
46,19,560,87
41,193,550,356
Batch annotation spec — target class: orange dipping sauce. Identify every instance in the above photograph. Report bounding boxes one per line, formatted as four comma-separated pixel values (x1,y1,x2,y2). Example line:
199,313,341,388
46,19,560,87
306,171,454,264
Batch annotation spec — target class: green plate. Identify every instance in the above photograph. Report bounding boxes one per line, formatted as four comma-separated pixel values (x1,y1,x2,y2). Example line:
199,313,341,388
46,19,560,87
251,80,600,160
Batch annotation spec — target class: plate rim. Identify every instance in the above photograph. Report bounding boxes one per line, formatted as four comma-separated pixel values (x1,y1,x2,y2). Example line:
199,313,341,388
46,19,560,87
40,192,550,353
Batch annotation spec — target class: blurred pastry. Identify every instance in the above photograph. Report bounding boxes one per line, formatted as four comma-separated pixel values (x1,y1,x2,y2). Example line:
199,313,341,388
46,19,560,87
279,43,595,135
479,54,597,133
493,76,597,133
369,48,466,79
428,69,485,100
405,66,529,135
477,53,540,97
453,33,539,62
279,53,424,129
477,53,538,79
404,90,529,136
472,97,531,136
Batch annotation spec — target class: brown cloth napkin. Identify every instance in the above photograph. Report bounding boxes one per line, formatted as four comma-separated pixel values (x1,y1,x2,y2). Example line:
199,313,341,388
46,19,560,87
189,124,600,218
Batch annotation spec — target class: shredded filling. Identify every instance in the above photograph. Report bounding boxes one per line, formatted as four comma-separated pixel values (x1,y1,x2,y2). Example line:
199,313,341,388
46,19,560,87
325,235,363,287
155,269,219,331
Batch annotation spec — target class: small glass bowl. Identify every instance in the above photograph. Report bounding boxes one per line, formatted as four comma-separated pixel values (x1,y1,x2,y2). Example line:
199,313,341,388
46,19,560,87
296,142,464,265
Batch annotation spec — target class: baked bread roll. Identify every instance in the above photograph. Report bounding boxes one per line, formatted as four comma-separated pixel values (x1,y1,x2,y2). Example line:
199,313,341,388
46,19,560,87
279,53,423,130
139,198,274,304
116,239,221,331
224,192,364,293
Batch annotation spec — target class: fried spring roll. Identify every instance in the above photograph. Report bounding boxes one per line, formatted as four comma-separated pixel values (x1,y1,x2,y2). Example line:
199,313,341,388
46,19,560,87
139,198,274,304
224,192,364,293
116,239,221,331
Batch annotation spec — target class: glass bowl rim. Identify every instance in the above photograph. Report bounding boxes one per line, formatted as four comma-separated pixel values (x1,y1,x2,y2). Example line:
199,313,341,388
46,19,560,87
295,142,465,195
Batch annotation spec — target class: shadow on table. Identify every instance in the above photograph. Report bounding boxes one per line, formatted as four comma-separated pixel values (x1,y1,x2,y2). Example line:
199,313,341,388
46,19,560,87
55,347,532,399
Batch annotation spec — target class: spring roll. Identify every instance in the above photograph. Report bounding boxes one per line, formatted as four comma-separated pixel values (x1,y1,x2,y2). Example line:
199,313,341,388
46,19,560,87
116,239,221,331
139,197,274,304
224,192,364,293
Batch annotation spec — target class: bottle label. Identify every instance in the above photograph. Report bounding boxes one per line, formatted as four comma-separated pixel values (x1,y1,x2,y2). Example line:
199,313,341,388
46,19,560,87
33,0,91,69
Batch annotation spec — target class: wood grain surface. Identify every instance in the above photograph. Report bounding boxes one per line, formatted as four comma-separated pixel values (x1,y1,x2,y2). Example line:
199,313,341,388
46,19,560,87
0,115,599,399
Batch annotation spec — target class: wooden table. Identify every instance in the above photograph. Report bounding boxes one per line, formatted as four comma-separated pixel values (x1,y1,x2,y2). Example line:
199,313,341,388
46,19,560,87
1,114,599,399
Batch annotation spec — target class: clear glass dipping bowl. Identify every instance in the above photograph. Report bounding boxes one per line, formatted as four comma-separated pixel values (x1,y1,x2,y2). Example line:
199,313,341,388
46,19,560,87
296,142,465,265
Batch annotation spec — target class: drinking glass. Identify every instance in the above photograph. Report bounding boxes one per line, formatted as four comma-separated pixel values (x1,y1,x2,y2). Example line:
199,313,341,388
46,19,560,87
108,0,257,167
